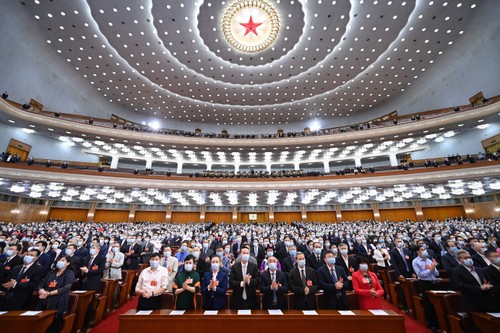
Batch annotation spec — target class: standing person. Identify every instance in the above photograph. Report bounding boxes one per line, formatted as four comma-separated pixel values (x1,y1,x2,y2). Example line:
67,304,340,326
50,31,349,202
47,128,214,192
135,253,168,311
373,241,391,271
260,256,288,310
390,238,414,279
288,252,319,310
412,245,439,332
173,255,201,310
104,242,124,279
352,257,385,309
229,247,260,309
123,235,142,270
174,240,190,273
317,250,350,310
79,243,105,291
201,256,228,310
37,256,76,333
1,249,44,310
160,246,179,291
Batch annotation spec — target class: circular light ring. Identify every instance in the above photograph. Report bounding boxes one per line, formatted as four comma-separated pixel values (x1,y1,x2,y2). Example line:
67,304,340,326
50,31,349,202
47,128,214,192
222,0,280,53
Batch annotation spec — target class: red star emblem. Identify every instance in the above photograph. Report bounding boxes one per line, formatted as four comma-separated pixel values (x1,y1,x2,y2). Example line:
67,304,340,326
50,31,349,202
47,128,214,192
240,16,263,36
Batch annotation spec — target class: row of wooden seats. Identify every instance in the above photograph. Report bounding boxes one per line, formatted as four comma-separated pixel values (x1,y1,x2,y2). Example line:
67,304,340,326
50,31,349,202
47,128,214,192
378,268,476,333
158,289,360,311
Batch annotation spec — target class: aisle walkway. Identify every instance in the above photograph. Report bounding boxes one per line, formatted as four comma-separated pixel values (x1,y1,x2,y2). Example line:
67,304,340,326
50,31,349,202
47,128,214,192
90,297,431,333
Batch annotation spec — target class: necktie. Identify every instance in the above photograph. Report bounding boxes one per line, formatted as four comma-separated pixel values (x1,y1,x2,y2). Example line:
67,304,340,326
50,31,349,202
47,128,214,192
300,269,306,286
242,265,247,300
18,266,27,281
400,249,409,271
271,272,277,305
89,256,94,267
163,258,167,267
330,268,337,283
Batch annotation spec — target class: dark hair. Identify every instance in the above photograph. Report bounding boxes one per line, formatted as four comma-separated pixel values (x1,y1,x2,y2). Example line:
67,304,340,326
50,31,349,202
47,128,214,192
36,240,48,248
184,254,195,262
29,248,41,257
324,250,334,257
150,252,160,260
357,256,369,265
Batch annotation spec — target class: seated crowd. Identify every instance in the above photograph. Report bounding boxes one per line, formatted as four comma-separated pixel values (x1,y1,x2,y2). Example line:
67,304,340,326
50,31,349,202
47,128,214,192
0,218,499,332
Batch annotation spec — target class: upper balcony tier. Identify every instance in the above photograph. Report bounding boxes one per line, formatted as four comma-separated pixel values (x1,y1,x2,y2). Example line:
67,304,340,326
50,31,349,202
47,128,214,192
1,95,499,149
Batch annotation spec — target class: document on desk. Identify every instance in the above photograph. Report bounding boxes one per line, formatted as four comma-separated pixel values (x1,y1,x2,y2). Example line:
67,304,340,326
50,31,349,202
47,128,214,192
268,309,283,315
369,310,388,316
429,290,454,294
486,312,500,318
135,310,152,315
204,310,218,315
20,311,42,316
238,310,252,315
302,310,318,315
169,310,185,315
72,290,87,294
0,311,7,315
338,310,355,315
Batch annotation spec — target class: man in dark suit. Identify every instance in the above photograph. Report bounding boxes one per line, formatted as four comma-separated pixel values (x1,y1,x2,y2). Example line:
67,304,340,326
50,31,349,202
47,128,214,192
200,239,215,264
451,250,496,312
336,243,356,283
307,242,325,270
484,250,500,309
123,235,142,270
35,240,56,274
1,249,44,310
250,238,265,267
428,233,446,265
260,256,288,309
229,247,259,309
317,250,350,310
356,237,372,260
486,236,498,253
281,245,297,276
471,242,489,268
390,238,414,279
232,236,243,258
140,236,154,264
288,252,319,310
0,244,23,284
202,256,228,310
442,240,460,276
79,244,106,291
74,237,89,259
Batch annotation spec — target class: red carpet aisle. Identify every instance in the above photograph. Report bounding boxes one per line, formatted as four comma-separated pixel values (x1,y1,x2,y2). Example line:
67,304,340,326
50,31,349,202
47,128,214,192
90,296,138,333
91,297,430,333
381,300,432,333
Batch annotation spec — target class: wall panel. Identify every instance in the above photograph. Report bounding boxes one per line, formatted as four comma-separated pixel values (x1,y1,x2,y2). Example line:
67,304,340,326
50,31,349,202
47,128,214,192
379,208,417,222
0,202,17,222
171,212,200,223
306,211,337,223
422,206,464,221
238,212,268,223
341,210,374,222
94,210,129,223
274,212,302,223
205,212,233,224
49,208,88,221
134,211,166,223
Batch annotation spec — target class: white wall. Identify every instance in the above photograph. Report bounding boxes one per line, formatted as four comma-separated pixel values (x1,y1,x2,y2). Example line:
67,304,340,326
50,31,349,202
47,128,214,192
411,122,500,160
0,123,98,163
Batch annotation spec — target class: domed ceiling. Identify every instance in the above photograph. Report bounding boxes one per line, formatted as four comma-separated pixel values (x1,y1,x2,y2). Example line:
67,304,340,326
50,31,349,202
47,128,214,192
20,0,481,127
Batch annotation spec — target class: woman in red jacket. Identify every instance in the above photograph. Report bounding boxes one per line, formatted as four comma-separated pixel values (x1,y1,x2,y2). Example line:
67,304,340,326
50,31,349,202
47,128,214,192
352,257,385,309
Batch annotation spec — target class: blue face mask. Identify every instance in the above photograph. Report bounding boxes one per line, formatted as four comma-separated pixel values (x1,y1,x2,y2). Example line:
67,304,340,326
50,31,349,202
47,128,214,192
90,249,97,256
268,262,277,270
340,249,348,255
181,245,187,252
112,247,119,253
450,247,457,253
211,263,220,271
216,251,223,257
150,261,159,268
314,248,322,255
65,249,73,255
5,250,13,257
359,263,369,272
23,255,34,265
241,254,250,262
327,257,336,265
289,250,297,257
267,251,274,257
184,263,193,272
297,259,306,268
56,261,66,269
